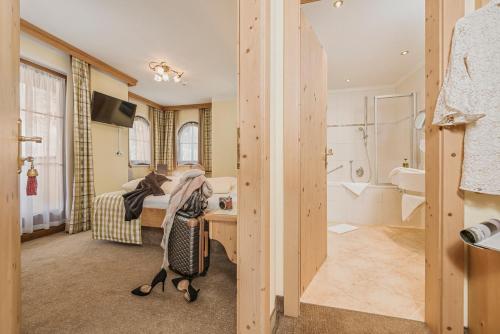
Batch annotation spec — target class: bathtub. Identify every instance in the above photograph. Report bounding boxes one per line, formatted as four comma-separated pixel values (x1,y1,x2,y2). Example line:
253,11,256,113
327,182,424,227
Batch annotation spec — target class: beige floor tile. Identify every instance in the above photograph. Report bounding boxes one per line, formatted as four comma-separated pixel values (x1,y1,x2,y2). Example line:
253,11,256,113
301,225,425,321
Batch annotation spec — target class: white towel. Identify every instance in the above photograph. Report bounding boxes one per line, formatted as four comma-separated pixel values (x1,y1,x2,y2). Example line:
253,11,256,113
342,182,369,197
402,194,425,221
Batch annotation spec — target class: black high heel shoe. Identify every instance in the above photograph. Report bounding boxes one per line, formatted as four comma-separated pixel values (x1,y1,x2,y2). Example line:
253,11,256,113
172,277,200,302
131,268,167,296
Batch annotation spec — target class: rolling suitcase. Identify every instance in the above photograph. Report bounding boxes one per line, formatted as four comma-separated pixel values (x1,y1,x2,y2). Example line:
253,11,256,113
167,210,210,278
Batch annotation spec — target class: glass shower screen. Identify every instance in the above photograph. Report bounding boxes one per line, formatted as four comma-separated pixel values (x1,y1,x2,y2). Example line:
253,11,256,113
374,93,416,184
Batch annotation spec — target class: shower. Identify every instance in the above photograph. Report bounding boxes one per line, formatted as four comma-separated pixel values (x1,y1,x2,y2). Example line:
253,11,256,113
349,96,372,183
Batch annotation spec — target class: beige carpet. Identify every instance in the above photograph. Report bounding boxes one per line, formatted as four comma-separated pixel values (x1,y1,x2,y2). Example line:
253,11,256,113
275,300,431,334
21,231,236,334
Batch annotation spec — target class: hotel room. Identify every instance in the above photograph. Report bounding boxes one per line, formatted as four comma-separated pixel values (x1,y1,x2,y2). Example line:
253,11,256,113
3,0,499,333
17,0,238,332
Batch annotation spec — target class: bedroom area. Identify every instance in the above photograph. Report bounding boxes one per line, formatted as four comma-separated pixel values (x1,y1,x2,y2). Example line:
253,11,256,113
18,0,238,333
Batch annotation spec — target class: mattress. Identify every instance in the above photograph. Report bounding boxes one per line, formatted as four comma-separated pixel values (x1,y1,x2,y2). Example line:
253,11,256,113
143,194,170,209
142,193,235,211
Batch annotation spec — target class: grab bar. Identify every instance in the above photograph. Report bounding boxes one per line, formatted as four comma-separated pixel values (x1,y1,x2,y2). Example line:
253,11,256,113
328,165,343,174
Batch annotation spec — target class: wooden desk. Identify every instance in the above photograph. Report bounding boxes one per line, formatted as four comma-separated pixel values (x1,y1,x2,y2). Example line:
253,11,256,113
204,211,237,264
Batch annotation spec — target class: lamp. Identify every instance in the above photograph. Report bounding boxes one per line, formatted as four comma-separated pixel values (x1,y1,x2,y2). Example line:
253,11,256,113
149,61,183,83
333,0,344,8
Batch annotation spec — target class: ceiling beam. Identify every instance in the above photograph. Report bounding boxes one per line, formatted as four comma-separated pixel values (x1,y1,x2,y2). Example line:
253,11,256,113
301,0,320,4
128,92,163,110
163,103,212,111
20,19,138,86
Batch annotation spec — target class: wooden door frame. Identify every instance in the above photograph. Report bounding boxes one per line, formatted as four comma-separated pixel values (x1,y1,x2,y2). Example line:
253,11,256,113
237,0,271,333
283,1,468,332
0,0,21,332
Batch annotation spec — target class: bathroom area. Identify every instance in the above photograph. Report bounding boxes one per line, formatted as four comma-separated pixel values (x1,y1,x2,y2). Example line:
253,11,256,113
300,0,427,322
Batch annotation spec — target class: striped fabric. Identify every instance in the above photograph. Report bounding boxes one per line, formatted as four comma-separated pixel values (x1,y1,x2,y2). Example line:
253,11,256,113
150,106,176,172
92,191,142,245
68,57,95,234
199,108,212,176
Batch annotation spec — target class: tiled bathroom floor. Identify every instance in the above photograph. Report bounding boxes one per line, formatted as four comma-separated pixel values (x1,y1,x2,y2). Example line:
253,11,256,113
301,225,425,321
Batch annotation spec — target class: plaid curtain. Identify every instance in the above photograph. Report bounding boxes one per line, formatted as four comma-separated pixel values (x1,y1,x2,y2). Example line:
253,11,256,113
150,106,176,172
68,57,95,234
199,108,212,176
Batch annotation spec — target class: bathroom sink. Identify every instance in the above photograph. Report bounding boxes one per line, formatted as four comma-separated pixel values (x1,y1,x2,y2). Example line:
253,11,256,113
389,167,425,193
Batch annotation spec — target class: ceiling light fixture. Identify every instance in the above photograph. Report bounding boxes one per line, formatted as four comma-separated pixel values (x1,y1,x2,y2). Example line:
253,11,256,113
400,50,410,56
333,0,344,8
149,61,183,83
345,79,350,83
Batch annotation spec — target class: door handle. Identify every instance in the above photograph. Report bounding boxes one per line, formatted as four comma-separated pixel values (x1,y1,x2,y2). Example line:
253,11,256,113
18,119,42,174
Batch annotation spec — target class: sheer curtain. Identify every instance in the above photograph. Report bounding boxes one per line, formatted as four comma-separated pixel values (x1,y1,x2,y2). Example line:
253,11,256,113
19,63,66,234
129,116,151,165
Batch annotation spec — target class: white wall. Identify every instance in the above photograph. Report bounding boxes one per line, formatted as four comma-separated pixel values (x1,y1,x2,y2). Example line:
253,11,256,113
211,98,238,177
90,68,130,195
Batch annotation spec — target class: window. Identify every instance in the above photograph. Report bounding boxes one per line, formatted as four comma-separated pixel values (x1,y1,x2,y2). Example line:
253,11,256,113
19,61,66,234
129,116,151,165
177,122,199,164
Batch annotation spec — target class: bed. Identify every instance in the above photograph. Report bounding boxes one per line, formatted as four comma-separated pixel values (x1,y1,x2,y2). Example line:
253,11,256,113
92,176,237,249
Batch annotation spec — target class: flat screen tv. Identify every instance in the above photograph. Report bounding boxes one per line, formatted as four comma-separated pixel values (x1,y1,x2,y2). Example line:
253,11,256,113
91,91,137,128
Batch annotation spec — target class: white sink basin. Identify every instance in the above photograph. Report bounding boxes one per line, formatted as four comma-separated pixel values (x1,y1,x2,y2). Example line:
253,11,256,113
389,167,425,193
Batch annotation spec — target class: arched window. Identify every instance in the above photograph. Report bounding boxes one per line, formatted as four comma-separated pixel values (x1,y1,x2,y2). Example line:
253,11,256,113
129,116,151,165
177,122,199,164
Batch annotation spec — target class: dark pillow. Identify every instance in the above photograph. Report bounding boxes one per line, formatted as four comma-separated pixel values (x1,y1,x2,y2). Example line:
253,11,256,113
145,172,170,196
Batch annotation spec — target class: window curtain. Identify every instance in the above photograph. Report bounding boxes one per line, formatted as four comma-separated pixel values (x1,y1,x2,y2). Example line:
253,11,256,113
198,107,212,176
19,63,66,234
150,106,176,172
68,57,95,234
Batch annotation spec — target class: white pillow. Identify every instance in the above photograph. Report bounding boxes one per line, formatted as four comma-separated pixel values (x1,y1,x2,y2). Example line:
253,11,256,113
207,177,237,194
161,176,180,194
121,178,144,192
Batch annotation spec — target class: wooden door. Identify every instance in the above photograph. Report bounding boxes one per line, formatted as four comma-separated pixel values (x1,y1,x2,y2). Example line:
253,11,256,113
0,0,21,332
299,11,327,294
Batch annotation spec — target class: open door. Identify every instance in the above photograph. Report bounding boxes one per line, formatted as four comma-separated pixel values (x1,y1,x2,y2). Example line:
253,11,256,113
299,11,328,294
0,0,21,332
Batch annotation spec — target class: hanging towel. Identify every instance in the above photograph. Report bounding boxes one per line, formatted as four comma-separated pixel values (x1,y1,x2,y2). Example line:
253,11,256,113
402,194,425,221
342,182,369,197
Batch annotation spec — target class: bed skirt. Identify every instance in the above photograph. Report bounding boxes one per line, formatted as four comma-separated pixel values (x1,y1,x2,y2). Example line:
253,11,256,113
92,191,142,245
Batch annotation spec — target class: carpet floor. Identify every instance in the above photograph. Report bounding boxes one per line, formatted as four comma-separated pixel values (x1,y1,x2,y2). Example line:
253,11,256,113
21,231,236,334
275,300,431,334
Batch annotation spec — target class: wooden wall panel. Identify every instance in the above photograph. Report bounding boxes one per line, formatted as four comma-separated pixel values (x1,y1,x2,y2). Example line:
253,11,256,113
0,0,21,332
299,12,327,295
237,0,270,332
468,248,500,334
425,0,465,333
283,0,301,317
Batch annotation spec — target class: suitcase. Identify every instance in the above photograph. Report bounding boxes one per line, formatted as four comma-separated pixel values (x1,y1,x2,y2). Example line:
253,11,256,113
168,210,210,278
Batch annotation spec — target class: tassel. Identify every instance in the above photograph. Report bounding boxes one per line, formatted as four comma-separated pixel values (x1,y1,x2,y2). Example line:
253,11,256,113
26,176,37,196
26,161,38,196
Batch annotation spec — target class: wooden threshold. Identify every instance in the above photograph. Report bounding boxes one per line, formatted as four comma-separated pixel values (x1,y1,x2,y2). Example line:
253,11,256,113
20,19,137,86
21,224,65,243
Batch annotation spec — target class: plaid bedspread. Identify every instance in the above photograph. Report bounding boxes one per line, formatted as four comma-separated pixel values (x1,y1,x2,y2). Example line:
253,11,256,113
92,191,142,245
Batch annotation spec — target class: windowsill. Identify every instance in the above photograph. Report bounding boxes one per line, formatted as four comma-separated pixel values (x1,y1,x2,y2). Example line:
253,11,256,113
129,164,151,168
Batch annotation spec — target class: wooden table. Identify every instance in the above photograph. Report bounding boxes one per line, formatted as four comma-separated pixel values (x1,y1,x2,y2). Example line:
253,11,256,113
204,211,237,264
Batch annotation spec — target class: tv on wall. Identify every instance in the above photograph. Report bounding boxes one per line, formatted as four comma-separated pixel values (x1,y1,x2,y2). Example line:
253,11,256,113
91,91,137,128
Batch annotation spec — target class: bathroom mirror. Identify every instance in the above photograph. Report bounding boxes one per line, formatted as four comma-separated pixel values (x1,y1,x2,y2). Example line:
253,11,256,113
414,110,426,130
